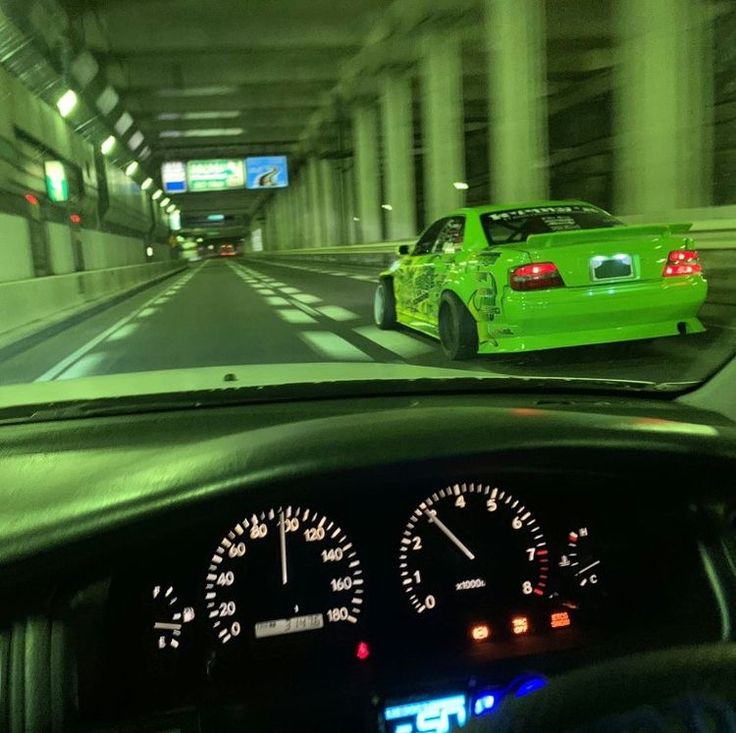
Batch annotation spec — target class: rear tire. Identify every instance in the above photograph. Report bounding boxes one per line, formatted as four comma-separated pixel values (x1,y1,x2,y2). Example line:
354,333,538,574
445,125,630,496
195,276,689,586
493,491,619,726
374,279,397,330
438,292,478,360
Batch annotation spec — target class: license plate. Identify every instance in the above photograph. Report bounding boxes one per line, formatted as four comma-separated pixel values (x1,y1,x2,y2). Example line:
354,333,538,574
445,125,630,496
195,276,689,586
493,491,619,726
590,254,634,281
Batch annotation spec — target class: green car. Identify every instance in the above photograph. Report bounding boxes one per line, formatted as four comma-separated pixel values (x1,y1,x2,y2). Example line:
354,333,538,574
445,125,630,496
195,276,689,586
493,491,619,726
374,201,708,360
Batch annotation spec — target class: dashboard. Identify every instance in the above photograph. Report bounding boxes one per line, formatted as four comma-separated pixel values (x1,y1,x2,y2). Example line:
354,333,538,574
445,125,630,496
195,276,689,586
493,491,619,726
0,391,735,732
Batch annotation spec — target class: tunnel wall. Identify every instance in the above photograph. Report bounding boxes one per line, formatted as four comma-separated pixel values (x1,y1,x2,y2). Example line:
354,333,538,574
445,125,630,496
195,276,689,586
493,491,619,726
0,64,171,287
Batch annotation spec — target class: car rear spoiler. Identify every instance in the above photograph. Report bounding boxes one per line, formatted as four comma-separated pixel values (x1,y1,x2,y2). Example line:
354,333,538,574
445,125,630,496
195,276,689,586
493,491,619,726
524,223,693,249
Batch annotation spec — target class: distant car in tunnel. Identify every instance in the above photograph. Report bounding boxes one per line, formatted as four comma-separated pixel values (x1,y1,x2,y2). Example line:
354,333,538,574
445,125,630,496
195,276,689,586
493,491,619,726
374,201,708,360
219,243,237,257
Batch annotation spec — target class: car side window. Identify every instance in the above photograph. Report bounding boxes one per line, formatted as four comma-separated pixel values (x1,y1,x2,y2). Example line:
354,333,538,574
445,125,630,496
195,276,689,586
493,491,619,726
432,217,465,253
412,219,447,256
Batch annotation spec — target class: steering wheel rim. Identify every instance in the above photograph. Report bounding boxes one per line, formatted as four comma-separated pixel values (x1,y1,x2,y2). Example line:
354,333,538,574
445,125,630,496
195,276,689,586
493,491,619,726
464,643,736,733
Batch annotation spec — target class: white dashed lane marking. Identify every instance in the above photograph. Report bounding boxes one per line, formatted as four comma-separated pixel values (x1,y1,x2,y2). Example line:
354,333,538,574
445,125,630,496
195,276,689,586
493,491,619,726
36,262,207,381
315,305,360,322
353,325,436,358
276,309,317,324
299,332,371,361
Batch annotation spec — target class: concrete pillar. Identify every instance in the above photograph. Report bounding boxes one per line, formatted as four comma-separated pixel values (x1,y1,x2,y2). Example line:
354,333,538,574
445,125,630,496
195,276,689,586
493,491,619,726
420,35,466,222
352,104,382,242
306,157,325,246
614,0,713,215
319,159,339,245
381,73,417,239
485,0,549,202
296,176,309,247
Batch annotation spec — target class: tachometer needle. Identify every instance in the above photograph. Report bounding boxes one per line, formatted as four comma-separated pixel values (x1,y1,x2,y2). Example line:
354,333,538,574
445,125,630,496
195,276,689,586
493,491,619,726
279,511,288,585
424,509,475,561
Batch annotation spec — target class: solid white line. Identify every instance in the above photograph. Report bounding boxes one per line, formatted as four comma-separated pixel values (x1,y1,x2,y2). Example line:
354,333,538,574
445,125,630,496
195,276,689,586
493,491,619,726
300,332,371,361
316,305,360,321
57,352,107,381
353,325,436,358
35,265,203,382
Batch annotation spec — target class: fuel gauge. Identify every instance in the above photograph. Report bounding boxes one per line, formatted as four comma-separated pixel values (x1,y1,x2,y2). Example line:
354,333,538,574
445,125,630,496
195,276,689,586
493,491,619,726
152,584,195,650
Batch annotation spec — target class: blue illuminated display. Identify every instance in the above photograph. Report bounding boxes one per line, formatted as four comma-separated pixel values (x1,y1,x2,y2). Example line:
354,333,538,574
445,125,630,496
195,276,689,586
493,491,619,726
384,694,467,733
515,675,548,698
472,694,497,716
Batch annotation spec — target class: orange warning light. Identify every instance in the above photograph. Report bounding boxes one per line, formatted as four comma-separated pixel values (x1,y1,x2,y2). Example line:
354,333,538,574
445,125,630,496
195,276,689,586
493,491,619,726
470,624,491,642
550,611,571,629
511,616,530,635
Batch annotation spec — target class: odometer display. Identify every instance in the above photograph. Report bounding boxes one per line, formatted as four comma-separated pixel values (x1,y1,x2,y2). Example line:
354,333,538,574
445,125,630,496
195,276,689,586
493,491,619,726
399,483,549,616
206,506,364,644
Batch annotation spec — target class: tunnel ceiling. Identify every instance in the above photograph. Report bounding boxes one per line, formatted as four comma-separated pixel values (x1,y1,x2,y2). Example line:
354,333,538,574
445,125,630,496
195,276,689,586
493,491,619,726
51,0,612,228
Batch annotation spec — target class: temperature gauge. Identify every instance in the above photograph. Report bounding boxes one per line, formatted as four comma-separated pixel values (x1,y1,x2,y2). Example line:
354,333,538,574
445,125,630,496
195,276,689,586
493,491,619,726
559,527,601,591
152,584,195,650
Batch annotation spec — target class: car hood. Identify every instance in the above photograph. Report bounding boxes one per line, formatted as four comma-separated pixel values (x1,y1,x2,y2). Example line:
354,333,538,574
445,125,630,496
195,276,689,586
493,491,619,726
0,362,668,413
0,363,493,408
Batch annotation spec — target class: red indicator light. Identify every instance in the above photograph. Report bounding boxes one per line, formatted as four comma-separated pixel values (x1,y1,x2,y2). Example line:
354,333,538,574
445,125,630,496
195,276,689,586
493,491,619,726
511,616,529,635
550,611,571,629
470,624,491,642
24,193,39,205
69,214,81,224
355,641,370,661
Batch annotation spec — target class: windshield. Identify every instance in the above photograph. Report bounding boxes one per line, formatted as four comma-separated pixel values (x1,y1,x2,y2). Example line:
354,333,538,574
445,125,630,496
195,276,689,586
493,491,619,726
0,0,733,404
481,205,624,245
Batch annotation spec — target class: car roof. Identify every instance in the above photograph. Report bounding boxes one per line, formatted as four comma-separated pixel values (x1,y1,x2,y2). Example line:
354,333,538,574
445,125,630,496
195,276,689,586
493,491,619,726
448,200,598,217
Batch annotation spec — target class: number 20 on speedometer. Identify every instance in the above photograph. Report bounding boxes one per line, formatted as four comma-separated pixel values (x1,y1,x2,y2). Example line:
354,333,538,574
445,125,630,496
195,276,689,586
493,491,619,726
399,484,549,614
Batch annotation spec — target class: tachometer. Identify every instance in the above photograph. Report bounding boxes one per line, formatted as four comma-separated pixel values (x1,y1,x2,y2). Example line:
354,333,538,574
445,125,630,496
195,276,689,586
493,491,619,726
205,506,364,644
399,483,549,615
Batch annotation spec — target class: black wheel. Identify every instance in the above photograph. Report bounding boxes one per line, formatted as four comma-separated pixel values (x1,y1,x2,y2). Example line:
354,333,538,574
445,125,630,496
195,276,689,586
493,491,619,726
438,292,478,360
374,279,397,330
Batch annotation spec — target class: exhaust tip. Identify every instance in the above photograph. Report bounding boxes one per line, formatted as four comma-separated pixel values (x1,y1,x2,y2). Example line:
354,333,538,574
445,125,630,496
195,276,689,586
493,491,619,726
677,321,687,335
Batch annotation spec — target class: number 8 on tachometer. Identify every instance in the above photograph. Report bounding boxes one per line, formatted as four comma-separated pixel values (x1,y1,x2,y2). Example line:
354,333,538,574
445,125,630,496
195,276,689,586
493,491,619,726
399,484,549,615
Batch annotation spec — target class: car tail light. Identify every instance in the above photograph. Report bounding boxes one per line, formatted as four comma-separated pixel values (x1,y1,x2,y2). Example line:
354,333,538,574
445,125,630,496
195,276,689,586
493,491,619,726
664,250,701,277
509,263,564,291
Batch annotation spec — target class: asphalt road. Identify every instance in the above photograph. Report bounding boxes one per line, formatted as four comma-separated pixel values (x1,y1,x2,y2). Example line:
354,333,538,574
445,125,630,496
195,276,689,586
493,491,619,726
0,257,733,386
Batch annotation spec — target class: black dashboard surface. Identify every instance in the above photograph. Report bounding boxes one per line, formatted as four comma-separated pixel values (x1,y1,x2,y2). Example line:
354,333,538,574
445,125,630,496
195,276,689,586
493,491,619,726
1,390,736,732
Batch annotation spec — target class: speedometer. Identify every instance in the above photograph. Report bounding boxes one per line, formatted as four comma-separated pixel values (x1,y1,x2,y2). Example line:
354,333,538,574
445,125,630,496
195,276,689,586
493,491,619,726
206,506,364,644
399,483,549,615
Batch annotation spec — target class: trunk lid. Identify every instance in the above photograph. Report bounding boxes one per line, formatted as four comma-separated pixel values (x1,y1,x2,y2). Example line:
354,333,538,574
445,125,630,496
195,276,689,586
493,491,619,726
515,224,694,288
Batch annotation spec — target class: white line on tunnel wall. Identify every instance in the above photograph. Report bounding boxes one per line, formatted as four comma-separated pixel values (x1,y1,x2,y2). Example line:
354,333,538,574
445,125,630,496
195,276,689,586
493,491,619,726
35,262,208,382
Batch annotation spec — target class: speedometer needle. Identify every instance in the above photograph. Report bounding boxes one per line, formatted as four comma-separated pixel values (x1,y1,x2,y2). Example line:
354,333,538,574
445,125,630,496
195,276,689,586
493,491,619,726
279,511,288,585
424,509,476,561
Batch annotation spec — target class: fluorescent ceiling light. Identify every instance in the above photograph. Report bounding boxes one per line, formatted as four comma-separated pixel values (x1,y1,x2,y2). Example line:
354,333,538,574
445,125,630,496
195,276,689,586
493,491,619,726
157,86,237,97
453,181,469,190
96,86,119,115
100,135,116,155
159,128,244,138
114,112,134,135
157,111,240,121
141,177,153,190
381,203,393,211
166,204,176,213
56,90,78,118
139,146,152,160
128,131,144,150
152,189,163,200
160,197,171,207
71,52,99,86
125,161,139,176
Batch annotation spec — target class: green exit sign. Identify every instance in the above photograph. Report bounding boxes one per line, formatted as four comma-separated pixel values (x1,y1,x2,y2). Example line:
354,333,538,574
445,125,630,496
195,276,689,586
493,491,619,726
44,161,69,202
